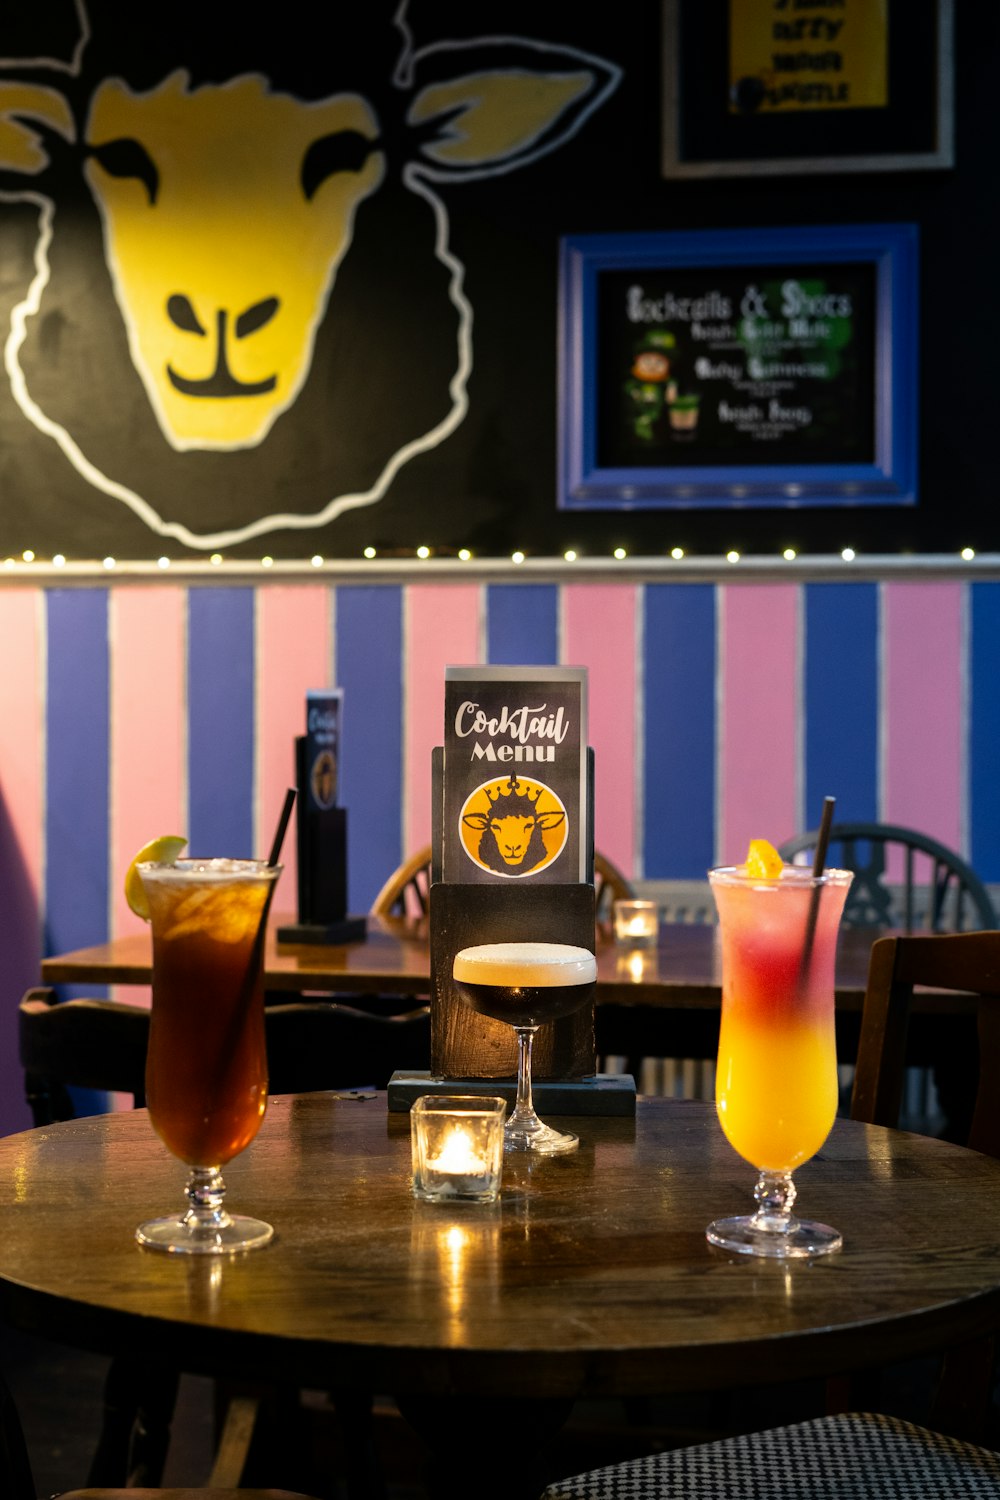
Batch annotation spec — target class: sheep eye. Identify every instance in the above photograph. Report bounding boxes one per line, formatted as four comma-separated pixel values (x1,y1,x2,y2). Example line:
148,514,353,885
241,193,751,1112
301,130,377,201
88,137,159,205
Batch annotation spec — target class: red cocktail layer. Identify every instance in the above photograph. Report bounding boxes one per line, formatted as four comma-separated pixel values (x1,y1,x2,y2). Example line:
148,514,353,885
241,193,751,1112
711,871,851,1172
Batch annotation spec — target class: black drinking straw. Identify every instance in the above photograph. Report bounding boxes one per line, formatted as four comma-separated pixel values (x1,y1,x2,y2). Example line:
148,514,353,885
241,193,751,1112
225,788,297,1059
799,795,836,988
267,787,297,868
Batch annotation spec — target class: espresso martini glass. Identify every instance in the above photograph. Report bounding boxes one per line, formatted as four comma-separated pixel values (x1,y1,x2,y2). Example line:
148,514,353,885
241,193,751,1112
452,941,597,1155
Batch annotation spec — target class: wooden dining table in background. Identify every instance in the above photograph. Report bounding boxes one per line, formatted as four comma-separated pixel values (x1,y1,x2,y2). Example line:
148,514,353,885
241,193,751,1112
41,913,893,1004
40,916,970,1071
1,1095,999,1496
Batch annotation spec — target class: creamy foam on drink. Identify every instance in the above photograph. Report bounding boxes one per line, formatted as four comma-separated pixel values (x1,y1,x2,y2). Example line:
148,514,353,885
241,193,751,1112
453,942,597,986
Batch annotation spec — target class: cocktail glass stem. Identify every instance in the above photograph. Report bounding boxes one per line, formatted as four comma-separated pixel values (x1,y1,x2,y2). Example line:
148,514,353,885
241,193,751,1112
181,1167,233,1236
750,1170,799,1236
509,1026,538,1132
503,1024,578,1154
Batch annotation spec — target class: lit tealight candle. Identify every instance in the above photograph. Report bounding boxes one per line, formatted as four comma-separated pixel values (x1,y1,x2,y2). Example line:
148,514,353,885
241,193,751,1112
411,1095,506,1203
427,1123,488,1178
613,899,659,949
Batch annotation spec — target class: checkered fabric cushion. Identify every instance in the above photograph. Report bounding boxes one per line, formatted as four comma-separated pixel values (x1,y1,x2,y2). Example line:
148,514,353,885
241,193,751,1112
542,1413,1000,1500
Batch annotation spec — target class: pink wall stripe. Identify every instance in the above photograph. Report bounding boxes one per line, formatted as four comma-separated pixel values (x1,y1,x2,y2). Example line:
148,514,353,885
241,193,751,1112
719,584,800,865
256,586,332,907
561,584,638,878
109,587,186,1004
110,587,186,940
404,585,481,856
882,582,963,854
0,589,43,1124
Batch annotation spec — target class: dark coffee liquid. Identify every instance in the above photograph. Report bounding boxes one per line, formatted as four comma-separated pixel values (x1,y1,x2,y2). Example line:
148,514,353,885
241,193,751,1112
454,978,594,1028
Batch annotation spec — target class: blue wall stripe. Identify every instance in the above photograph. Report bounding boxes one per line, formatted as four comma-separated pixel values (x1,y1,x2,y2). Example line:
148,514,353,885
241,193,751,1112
188,587,255,858
642,584,716,880
335,585,404,912
803,583,879,827
486,584,559,664
970,582,1000,882
44,589,109,1073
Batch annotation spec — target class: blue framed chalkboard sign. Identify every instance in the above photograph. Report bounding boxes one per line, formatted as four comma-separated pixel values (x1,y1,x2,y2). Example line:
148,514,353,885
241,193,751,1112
558,223,917,512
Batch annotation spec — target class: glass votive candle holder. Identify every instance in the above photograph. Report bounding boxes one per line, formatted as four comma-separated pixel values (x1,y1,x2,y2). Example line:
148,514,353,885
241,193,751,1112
613,898,659,949
411,1095,506,1204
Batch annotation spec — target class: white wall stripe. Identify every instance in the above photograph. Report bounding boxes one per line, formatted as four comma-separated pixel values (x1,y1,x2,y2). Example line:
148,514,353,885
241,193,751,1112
477,582,487,665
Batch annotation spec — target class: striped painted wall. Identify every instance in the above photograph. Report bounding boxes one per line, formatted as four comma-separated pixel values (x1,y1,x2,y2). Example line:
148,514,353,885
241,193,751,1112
1,576,998,1135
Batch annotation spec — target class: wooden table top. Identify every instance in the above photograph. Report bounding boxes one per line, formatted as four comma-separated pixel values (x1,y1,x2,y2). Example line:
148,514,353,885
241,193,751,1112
1,1095,998,1400
40,918,966,1017
40,913,433,997
40,916,904,1010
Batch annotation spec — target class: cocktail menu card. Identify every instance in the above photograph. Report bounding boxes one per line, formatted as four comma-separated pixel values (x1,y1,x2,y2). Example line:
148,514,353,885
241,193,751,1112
305,688,342,812
442,665,588,884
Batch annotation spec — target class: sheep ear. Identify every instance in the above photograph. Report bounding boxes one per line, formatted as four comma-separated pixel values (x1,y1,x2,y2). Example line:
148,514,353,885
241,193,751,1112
462,812,491,830
534,810,566,830
0,83,75,173
405,40,620,179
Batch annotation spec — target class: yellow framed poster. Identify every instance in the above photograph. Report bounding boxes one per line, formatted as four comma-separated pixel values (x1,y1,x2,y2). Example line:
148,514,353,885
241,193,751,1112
663,0,952,177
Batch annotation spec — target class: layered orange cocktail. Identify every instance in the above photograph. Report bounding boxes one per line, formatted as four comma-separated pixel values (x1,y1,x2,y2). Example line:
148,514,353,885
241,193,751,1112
711,859,853,1174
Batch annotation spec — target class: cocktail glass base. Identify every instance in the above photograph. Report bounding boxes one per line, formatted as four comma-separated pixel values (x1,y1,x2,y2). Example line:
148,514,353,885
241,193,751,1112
504,1114,579,1155
136,1211,274,1255
706,1214,842,1258
706,1169,841,1257
136,1165,273,1254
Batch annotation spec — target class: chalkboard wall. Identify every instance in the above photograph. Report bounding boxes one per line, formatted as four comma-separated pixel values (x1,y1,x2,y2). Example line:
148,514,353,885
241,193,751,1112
0,1,989,561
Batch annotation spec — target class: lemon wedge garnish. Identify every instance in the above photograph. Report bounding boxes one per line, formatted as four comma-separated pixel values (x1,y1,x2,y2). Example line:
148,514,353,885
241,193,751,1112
125,835,187,919
745,838,784,880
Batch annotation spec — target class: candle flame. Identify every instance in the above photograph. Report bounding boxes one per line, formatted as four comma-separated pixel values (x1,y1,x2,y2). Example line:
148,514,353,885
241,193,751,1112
428,1123,487,1175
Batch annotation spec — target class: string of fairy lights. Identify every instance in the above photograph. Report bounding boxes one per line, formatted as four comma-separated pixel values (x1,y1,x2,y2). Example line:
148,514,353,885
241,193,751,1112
0,544,983,571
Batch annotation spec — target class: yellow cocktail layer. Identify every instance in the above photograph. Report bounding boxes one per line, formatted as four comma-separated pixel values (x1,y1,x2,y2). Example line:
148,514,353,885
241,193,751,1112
716,1011,838,1172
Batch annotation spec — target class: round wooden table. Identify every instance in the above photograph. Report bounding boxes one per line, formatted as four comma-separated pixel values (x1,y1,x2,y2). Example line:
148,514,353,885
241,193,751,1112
1,1094,999,1402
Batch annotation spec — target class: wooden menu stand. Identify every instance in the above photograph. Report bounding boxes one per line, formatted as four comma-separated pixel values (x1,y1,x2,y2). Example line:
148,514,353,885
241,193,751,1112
387,747,635,1115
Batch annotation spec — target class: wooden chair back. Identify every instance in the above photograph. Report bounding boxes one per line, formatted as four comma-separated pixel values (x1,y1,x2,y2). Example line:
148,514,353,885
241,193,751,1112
850,930,1000,1154
779,821,996,933
19,988,430,1125
370,844,635,920
19,992,151,1122
848,929,1000,1437
593,849,635,918
370,845,434,917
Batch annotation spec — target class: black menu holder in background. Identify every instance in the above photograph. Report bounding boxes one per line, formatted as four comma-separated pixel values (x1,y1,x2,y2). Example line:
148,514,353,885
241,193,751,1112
275,736,367,945
387,747,635,1114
